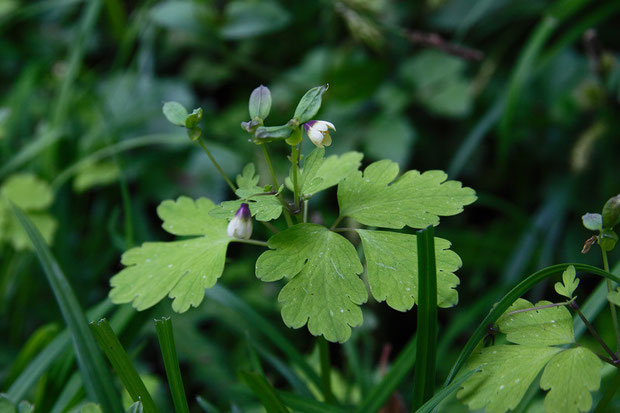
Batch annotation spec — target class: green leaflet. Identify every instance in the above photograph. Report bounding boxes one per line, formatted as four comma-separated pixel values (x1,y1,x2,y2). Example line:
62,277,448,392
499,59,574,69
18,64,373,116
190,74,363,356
497,299,574,346
73,161,120,192
457,344,562,413
608,287,620,306
0,173,57,250
337,160,476,229
109,197,231,312
210,163,282,221
293,148,363,197
255,224,367,343
458,298,602,413
356,229,462,311
540,347,601,413
554,265,579,299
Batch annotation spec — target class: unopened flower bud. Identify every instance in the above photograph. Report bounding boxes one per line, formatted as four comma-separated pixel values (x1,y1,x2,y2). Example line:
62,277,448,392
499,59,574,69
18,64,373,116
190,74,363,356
304,120,335,148
227,203,252,239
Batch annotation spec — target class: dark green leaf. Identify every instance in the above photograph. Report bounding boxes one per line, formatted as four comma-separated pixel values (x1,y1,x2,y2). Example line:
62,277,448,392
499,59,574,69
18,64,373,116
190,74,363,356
238,371,289,413
294,85,329,123
154,317,190,413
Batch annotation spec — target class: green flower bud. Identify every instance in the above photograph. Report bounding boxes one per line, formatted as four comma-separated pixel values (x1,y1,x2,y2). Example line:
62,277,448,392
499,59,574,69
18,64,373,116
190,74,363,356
602,194,620,229
249,85,271,121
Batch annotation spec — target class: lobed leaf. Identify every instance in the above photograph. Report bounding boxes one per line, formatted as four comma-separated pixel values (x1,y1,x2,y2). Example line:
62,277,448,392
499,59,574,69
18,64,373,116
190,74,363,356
554,265,579,299
110,197,231,312
209,163,282,221
256,224,367,343
457,344,562,413
337,160,476,229
497,299,574,346
357,229,461,311
295,148,363,197
540,347,601,413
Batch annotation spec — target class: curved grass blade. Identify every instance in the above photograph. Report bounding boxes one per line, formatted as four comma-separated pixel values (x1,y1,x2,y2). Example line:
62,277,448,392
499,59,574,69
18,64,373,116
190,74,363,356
205,285,321,389
238,371,289,413
154,317,190,413
355,335,417,413
443,263,620,387
276,391,349,413
414,367,479,413
5,300,113,402
10,203,123,412
89,318,159,413
196,396,222,413
412,226,438,410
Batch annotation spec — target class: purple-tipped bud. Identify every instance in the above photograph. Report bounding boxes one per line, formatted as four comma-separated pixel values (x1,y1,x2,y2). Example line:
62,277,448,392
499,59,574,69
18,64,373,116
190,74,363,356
228,203,253,239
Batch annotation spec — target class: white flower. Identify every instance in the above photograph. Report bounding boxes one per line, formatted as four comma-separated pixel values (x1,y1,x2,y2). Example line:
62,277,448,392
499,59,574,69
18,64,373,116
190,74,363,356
304,120,335,148
227,203,252,239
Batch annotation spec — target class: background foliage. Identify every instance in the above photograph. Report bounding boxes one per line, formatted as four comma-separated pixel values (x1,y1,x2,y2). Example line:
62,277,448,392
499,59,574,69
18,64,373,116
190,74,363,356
1,0,619,411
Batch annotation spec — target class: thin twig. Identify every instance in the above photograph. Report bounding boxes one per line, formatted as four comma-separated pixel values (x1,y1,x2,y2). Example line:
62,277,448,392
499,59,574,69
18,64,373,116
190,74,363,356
402,29,484,61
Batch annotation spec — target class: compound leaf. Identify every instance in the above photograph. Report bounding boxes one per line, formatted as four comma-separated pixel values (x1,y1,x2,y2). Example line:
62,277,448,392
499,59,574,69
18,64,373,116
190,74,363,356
210,163,282,222
297,148,363,197
356,229,461,311
256,224,367,343
554,265,579,299
497,298,574,346
457,345,562,413
540,347,601,413
110,197,231,313
337,160,476,229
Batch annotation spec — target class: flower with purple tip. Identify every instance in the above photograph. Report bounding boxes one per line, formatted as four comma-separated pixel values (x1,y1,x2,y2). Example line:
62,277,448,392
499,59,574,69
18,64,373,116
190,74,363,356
304,120,335,148
227,203,253,239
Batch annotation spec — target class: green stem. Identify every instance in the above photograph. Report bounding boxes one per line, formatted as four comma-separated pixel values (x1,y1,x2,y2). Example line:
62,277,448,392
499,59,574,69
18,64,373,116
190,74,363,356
291,144,301,223
602,249,620,353
318,337,336,404
197,138,236,192
571,301,617,360
330,216,345,231
260,144,293,227
303,200,309,223
234,238,269,247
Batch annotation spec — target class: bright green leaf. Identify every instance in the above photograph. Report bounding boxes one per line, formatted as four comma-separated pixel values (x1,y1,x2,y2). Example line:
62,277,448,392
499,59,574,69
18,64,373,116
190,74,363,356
554,265,579,299
162,101,188,126
109,197,231,312
73,162,120,192
0,396,16,413
497,298,574,346
209,164,282,221
457,344,562,413
337,160,476,229
357,229,461,311
256,224,367,343
581,213,602,231
540,347,601,413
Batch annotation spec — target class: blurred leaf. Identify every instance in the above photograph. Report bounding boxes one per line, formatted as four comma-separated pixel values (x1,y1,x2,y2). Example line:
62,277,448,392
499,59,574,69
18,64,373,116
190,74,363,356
154,317,190,413
256,224,367,343
80,403,103,413
337,160,477,229
239,371,289,413
162,101,189,126
364,113,415,166
400,51,472,117
220,0,290,39
608,288,620,306
0,174,57,250
357,230,461,311
73,162,120,192
149,0,214,33
0,396,16,413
